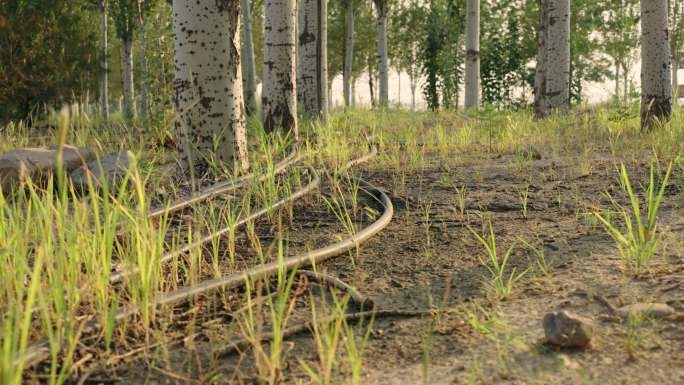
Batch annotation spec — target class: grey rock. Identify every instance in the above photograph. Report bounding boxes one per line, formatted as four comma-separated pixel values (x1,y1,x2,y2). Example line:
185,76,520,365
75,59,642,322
70,151,133,191
616,303,674,319
0,145,95,192
543,311,594,348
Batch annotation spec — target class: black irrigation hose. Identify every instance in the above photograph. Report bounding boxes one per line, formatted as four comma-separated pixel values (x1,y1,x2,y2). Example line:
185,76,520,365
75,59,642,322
18,149,386,371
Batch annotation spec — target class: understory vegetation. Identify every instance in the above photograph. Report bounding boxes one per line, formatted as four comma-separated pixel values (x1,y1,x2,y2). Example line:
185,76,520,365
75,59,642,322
2,104,684,384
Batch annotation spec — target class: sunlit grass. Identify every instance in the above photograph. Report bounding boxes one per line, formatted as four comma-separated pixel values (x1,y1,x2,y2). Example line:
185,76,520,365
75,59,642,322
1,102,684,382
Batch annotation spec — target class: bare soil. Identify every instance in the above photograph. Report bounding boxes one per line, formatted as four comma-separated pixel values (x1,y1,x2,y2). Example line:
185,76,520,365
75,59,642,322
72,149,684,385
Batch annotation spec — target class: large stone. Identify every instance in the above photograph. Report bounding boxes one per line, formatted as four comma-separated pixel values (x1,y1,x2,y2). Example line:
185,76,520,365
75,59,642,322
69,151,133,191
543,311,594,348
0,145,95,193
616,303,675,319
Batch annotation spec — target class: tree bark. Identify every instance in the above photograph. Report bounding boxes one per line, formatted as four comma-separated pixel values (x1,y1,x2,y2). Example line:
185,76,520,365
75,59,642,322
121,34,136,118
615,60,620,102
545,0,570,111
99,0,110,124
641,0,672,129
241,0,258,115
410,73,416,111
397,68,402,105
343,0,354,109
368,60,375,106
622,63,629,101
673,57,679,102
534,0,548,117
464,0,480,109
297,0,328,120
172,0,249,171
373,0,389,107
263,0,298,137
136,4,149,121
534,0,570,118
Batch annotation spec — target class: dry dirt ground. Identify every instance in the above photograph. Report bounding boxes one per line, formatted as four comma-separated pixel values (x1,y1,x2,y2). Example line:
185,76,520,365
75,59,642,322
87,148,684,384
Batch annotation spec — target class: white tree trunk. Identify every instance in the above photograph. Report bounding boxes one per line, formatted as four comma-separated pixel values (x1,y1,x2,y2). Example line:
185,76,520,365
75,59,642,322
545,0,570,110
673,59,679,101
374,0,389,107
397,68,401,105
534,0,548,117
99,0,110,124
297,0,328,119
641,0,672,128
534,0,569,117
136,10,149,121
464,0,480,109
615,60,620,101
343,0,354,108
121,35,136,118
263,0,298,136
410,75,416,111
172,0,248,171
241,0,258,115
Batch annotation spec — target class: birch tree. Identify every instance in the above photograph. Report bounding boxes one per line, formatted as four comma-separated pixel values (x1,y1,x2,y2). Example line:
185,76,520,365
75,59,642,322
262,0,298,137
392,0,424,111
99,0,110,124
669,0,684,99
464,0,480,109
297,0,329,119
241,0,258,114
534,0,570,118
373,0,389,107
172,0,248,171
641,0,672,129
343,0,354,108
136,0,151,121
112,0,137,118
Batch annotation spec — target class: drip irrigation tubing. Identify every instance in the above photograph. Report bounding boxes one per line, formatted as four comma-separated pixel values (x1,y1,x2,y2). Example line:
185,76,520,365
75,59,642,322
110,147,376,283
18,149,388,371
146,150,300,219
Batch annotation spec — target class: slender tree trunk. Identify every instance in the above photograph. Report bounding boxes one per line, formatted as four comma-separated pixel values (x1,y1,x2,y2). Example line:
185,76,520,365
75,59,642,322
641,0,672,129
397,68,401,105
622,63,629,101
546,0,570,111
172,0,248,171
343,0,354,108
409,70,416,111
99,0,110,124
297,0,328,120
351,77,356,106
328,82,333,110
121,35,136,118
615,60,620,102
534,0,547,117
241,0,258,115
136,7,149,121
673,57,680,102
373,0,389,107
464,0,480,109
263,0,298,136
534,0,569,117
368,61,375,106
